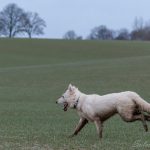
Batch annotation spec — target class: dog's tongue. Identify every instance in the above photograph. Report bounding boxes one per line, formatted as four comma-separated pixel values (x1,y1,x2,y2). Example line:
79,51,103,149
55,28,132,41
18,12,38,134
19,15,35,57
63,103,68,111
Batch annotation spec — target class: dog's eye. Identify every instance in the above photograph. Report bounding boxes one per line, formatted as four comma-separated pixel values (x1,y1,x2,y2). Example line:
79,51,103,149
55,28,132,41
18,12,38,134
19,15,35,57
62,95,65,99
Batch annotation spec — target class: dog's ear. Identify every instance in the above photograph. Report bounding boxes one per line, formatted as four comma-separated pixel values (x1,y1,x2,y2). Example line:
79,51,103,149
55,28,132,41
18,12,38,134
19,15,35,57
68,84,72,89
68,84,72,91
68,84,75,93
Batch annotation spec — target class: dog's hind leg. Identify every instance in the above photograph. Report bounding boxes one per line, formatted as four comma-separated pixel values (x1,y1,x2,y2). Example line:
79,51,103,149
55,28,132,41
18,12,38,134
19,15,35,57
120,105,148,132
144,114,150,121
69,118,88,137
133,108,148,132
120,112,148,132
127,113,148,132
140,112,148,132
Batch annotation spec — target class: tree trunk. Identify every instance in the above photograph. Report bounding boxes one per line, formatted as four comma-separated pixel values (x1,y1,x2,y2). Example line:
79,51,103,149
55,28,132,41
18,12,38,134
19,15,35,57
28,32,32,38
9,26,12,38
9,31,12,38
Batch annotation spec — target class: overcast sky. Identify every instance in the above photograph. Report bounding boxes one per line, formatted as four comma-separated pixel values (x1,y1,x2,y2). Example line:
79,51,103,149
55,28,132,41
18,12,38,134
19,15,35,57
0,0,150,38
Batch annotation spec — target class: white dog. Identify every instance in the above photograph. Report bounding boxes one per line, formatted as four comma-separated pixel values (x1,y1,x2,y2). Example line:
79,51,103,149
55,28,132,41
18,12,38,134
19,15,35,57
56,84,150,139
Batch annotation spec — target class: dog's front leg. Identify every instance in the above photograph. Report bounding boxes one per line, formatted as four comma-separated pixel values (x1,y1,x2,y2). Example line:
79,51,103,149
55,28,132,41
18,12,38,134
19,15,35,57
69,118,88,137
94,119,103,139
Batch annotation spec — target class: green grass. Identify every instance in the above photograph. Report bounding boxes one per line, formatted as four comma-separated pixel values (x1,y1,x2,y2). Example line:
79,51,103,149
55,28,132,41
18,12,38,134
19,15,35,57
0,38,150,149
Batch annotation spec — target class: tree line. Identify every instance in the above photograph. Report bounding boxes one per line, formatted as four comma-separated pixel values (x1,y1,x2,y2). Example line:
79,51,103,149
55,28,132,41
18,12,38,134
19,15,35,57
1,3,150,40
0,3,46,38
63,17,150,41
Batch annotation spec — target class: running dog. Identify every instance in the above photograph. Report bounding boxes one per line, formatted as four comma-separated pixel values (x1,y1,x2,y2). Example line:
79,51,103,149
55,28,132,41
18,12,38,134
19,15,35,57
56,84,150,139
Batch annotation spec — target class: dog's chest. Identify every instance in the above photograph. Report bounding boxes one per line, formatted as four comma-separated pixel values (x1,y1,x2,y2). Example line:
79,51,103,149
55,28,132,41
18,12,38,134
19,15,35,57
77,110,95,122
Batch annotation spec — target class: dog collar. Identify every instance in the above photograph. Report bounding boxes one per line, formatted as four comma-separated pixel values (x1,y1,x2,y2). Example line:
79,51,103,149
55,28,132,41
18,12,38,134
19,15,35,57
74,96,80,109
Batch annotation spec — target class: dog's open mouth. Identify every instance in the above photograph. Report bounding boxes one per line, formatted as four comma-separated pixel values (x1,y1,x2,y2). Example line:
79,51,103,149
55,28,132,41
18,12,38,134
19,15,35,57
63,102,68,111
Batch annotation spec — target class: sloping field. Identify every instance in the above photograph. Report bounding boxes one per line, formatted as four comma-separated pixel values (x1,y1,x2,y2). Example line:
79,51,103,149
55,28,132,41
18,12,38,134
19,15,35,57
0,38,150,149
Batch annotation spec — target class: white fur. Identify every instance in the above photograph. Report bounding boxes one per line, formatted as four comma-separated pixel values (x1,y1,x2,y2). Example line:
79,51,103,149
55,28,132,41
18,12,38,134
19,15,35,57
56,84,150,139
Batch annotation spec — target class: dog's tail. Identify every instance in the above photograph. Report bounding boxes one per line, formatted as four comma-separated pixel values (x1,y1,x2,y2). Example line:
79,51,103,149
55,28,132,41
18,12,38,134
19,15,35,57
133,93,150,113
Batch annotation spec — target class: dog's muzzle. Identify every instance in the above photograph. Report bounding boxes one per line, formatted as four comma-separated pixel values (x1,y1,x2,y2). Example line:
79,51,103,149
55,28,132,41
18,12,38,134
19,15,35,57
56,100,68,111
63,102,68,111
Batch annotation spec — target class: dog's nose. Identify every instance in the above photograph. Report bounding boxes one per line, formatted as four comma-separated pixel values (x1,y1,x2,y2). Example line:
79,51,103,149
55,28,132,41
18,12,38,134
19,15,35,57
56,101,58,104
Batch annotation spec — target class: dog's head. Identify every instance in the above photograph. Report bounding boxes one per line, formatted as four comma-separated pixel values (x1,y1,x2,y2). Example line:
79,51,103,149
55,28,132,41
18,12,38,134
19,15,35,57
56,84,79,111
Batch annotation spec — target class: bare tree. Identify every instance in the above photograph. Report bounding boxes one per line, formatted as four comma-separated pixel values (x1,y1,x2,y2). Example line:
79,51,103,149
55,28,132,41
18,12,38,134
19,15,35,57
63,30,82,40
133,17,144,31
0,3,25,38
115,29,130,40
131,17,145,40
22,12,46,38
143,26,150,40
88,25,114,40
63,30,77,39
143,21,150,40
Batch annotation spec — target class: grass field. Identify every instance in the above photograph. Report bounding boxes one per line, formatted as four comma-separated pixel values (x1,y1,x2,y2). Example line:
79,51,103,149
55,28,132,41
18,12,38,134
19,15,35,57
0,38,150,150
